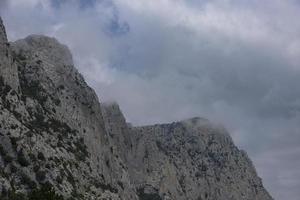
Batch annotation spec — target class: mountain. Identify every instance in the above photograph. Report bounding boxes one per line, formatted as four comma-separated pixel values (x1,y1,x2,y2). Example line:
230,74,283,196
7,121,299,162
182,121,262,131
0,17,273,200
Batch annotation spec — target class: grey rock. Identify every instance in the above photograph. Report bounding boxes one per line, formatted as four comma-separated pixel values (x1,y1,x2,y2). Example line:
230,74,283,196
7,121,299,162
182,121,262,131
0,18,19,91
0,17,273,200
1,18,137,200
102,104,273,200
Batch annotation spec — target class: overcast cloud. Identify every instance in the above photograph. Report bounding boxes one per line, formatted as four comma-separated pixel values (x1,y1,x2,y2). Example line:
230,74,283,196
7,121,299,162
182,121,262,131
1,0,300,199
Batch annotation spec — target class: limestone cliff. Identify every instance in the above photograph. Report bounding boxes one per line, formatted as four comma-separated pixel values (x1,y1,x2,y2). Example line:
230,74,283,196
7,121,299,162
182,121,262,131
0,18,19,91
0,18,272,200
102,104,273,200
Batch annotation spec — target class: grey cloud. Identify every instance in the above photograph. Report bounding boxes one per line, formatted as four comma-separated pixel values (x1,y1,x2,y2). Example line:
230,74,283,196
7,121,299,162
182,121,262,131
0,0,8,11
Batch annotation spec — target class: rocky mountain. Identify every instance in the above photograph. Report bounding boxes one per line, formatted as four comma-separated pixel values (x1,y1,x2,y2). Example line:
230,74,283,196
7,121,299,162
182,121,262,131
0,17,273,200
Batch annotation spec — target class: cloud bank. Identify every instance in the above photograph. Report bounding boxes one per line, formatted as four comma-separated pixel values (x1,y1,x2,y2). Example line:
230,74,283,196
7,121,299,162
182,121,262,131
2,0,300,199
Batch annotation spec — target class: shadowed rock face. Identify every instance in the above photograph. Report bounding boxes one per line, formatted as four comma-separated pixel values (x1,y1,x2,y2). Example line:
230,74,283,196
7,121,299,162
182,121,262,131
0,18,19,91
0,17,273,200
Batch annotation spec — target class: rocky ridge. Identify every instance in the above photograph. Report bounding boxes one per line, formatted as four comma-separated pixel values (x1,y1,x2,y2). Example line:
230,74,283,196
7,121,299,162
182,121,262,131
0,18,273,200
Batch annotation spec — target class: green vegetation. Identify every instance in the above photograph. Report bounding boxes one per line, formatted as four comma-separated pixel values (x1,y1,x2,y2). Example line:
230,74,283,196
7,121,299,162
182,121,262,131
0,144,13,163
37,152,46,161
28,185,64,200
1,185,64,200
36,170,46,182
137,187,162,200
17,150,30,167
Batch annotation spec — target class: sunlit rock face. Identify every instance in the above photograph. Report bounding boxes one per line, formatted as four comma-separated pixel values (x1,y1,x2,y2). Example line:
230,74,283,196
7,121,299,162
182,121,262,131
0,17,273,200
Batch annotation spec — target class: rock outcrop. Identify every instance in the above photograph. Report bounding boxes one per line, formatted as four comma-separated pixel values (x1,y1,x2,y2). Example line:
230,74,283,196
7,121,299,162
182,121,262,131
0,18,19,91
0,17,273,200
102,104,273,200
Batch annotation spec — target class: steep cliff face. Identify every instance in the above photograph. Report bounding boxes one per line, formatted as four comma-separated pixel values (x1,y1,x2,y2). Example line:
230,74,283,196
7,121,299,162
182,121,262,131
0,18,272,200
0,18,19,91
1,19,137,200
102,104,273,200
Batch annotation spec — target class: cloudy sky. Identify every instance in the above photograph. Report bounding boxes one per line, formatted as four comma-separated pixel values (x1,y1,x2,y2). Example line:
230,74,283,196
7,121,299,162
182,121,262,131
1,0,300,199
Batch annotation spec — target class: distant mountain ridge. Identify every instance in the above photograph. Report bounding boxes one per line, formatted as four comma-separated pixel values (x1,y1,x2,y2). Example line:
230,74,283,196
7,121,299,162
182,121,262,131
0,17,273,200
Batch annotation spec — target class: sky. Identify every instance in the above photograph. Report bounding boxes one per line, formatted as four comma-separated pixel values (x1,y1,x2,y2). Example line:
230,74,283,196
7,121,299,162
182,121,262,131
1,0,300,199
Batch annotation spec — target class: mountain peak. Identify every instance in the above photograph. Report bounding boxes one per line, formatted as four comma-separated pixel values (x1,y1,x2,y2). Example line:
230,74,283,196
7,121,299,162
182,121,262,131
0,18,273,200
12,34,73,68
